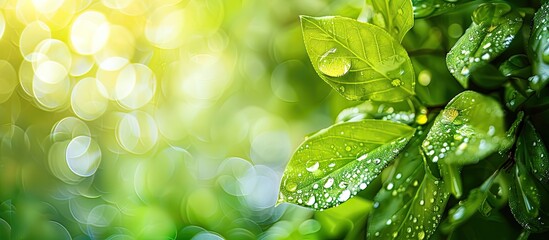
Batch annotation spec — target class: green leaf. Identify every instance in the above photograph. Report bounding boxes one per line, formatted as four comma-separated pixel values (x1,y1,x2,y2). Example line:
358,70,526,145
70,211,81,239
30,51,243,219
412,0,476,18
519,120,549,185
446,3,523,88
368,128,449,239
499,55,532,79
440,169,500,232
422,91,506,166
508,149,549,233
278,120,415,210
335,99,415,125
300,15,415,102
365,0,414,42
438,161,463,198
528,2,549,91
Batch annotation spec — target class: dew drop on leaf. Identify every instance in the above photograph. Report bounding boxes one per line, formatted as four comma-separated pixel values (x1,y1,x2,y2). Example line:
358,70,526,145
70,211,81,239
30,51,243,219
418,231,425,240
286,182,297,192
338,190,351,202
306,195,316,206
324,178,334,188
306,162,319,172
391,79,403,87
318,48,351,77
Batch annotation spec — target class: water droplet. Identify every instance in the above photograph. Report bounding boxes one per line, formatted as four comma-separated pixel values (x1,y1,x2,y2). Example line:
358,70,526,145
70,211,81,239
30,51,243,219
338,190,351,202
487,125,496,136
413,180,419,187
396,173,402,179
328,163,336,168
306,195,316,206
318,48,351,77
419,200,425,205
391,79,402,87
286,182,297,192
359,183,367,190
386,219,392,225
441,108,459,124
339,181,348,188
374,159,381,164
324,178,334,188
313,183,319,189
357,154,368,161
460,67,470,75
387,183,394,190
483,42,492,49
306,162,319,172
345,146,352,151
481,53,490,60
418,231,425,240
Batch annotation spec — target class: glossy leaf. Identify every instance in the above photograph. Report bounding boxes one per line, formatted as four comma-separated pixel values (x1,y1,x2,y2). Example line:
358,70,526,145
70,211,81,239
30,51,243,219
504,84,528,112
422,91,506,166
301,15,415,102
499,55,532,79
499,111,524,152
278,120,415,210
446,3,523,88
368,128,449,239
440,170,500,232
365,0,414,42
439,161,463,198
528,2,549,91
508,153,549,233
519,120,549,185
412,0,476,18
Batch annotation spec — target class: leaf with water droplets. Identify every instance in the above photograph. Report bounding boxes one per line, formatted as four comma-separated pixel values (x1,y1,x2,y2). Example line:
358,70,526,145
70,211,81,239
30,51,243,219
368,128,449,239
446,3,522,88
508,135,549,233
499,54,532,79
300,15,415,102
412,0,476,18
528,2,549,91
422,91,506,166
278,120,415,210
365,0,414,42
335,99,416,125
440,169,500,232
518,120,549,185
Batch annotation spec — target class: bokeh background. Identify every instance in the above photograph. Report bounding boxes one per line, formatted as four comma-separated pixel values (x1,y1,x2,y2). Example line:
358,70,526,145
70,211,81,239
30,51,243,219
0,0,377,239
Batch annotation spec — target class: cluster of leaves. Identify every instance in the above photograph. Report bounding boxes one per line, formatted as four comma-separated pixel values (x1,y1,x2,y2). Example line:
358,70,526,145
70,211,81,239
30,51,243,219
278,0,549,239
